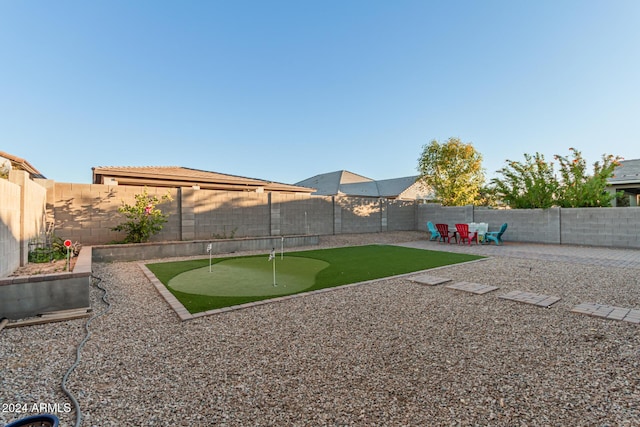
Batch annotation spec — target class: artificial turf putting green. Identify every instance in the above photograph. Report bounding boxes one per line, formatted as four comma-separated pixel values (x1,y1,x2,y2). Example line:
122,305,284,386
169,257,330,296
146,244,483,313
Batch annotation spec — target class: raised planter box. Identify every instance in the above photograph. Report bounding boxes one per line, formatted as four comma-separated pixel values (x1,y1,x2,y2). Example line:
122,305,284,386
0,247,92,320
92,235,320,262
0,235,319,320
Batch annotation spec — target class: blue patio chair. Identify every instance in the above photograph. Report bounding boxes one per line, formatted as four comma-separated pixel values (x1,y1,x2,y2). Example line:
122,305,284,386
427,221,441,241
484,223,508,245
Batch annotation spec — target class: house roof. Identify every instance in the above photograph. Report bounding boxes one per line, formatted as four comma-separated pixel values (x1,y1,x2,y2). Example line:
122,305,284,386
609,159,640,195
295,170,372,196
609,159,640,185
376,176,423,198
295,170,432,199
0,150,46,179
92,166,315,193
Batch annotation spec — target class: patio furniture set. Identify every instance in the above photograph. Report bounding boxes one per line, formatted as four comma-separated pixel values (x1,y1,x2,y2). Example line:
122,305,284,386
427,222,508,246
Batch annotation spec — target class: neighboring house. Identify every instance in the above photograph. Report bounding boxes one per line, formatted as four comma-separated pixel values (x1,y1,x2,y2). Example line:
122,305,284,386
608,159,640,207
92,166,315,194
0,150,46,179
295,170,434,201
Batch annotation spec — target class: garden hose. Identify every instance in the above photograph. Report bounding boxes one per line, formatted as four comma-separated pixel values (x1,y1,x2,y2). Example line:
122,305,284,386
61,274,111,427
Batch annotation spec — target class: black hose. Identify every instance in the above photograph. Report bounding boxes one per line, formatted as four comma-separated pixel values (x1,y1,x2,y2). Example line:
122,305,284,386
61,274,111,427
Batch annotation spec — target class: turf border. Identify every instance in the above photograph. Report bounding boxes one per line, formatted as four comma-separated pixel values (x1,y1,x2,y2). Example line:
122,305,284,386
138,257,490,321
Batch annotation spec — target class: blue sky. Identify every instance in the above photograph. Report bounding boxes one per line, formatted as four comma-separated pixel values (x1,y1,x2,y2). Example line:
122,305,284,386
1,1,639,185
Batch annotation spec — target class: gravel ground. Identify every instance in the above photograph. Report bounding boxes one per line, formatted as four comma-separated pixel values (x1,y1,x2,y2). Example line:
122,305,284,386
2,231,640,426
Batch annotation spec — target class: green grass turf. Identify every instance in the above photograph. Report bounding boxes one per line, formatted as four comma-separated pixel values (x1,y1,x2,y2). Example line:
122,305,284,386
168,257,330,296
146,245,483,313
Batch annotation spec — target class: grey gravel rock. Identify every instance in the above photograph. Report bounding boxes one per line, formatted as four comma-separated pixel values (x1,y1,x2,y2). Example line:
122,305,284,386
2,232,639,426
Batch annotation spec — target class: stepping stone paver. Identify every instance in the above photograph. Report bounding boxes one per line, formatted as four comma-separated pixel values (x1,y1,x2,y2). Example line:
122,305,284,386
410,274,452,286
571,303,640,324
499,290,561,308
446,281,499,295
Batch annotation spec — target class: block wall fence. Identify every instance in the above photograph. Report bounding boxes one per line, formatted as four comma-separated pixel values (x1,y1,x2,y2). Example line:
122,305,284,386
49,182,640,248
0,171,47,277
416,204,640,247
49,183,417,245
2,179,640,277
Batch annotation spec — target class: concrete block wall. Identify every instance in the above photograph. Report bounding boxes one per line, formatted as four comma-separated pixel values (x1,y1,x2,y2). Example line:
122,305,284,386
0,246,91,319
387,200,416,231
92,235,319,262
416,204,473,231
22,178,46,264
419,204,562,244
335,196,382,234
561,207,640,248
0,178,21,277
8,170,47,266
474,207,561,244
53,183,180,245
38,181,640,248
274,193,334,236
193,190,271,239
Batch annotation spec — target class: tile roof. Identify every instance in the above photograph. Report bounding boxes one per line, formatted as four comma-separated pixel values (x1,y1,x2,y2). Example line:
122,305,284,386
92,166,315,193
0,150,46,179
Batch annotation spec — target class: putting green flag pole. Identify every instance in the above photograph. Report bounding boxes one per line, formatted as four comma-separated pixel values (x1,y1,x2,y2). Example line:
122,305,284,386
207,243,212,272
268,248,276,286
281,236,284,260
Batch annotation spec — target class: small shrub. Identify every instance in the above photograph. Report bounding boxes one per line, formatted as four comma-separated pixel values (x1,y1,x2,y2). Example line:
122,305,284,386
112,188,173,243
28,235,77,263
211,227,238,240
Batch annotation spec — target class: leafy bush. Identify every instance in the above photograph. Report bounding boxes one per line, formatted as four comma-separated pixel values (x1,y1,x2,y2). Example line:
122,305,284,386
28,236,78,263
491,148,622,208
112,188,173,243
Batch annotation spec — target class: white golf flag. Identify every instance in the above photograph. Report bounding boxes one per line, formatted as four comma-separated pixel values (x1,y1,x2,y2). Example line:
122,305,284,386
206,243,212,253
268,248,275,261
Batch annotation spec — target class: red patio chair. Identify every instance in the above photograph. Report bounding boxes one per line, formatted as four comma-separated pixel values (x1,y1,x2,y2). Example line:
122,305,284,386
455,223,478,245
435,223,457,243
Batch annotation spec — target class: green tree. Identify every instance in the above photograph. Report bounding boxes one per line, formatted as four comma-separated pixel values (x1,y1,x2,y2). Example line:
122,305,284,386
491,152,558,209
491,148,622,209
554,148,622,208
417,137,485,206
112,188,173,243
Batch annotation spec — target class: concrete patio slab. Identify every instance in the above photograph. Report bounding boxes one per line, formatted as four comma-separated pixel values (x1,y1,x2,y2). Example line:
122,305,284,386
446,281,499,295
499,290,561,308
410,274,452,286
571,303,640,324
